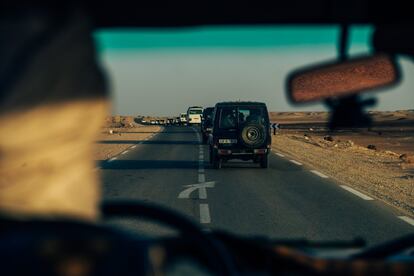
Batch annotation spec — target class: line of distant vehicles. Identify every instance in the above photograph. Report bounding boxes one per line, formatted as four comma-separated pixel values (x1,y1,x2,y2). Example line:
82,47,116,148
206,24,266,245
140,101,274,169
139,106,205,126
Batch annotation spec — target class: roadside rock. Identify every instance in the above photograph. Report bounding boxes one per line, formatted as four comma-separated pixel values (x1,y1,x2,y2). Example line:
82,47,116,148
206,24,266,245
400,154,414,164
346,140,354,147
367,144,377,150
323,135,334,142
113,115,121,124
120,116,135,128
385,150,399,156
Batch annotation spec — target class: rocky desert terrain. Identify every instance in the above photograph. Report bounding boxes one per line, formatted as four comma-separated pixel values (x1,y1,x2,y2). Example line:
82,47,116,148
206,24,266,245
270,110,414,215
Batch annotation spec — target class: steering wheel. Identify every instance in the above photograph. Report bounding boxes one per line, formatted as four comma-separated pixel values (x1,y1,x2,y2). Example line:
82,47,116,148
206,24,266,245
101,200,237,275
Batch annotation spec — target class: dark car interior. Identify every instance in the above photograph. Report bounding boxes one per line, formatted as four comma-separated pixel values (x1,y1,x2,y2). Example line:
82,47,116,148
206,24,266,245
1,1,414,275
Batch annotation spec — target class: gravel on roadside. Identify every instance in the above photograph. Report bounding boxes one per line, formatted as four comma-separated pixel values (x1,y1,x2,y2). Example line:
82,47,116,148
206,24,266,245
272,133,414,215
94,125,162,160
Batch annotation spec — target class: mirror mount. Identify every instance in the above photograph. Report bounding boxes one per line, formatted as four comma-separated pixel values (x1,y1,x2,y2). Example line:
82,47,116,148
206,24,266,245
324,24,374,130
339,24,350,61
325,95,376,130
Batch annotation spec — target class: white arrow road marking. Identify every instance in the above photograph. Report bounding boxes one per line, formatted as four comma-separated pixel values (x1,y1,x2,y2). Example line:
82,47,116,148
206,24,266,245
178,181,215,199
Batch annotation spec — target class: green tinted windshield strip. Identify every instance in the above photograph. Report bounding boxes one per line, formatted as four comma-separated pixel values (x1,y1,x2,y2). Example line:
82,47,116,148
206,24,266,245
94,26,344,51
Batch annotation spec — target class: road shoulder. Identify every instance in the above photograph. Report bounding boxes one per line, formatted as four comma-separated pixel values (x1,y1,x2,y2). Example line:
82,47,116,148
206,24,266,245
271,133,414,216
94,125,162,161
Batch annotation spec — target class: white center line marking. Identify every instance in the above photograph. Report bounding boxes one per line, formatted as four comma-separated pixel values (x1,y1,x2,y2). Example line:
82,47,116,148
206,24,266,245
198,174,205,183
199,187,207,199
131,145,136,149
108,157,117,162
275,152,285,157
340,185,374,200
200,204,211,224
122,150,129,155
289,160,302,166
398,216,414,226
310,170,329,178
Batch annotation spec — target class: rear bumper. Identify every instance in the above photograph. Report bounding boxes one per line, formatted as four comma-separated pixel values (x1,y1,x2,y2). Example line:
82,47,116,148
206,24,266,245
216,148,268,157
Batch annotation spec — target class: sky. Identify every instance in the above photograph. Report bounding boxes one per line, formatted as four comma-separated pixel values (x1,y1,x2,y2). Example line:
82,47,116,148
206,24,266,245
94,26,413,116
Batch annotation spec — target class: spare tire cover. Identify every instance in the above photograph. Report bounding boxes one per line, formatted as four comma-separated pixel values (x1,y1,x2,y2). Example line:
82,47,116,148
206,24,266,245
239,123,266,148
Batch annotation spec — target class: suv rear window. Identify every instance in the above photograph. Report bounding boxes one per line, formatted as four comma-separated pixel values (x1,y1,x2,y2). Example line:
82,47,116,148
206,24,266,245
218,106,267,129
219,107,238,129
238,107,266,125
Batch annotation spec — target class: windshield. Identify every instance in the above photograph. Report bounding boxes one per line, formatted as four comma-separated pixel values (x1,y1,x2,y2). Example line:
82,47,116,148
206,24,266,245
188,109,203,115
90,26,414,245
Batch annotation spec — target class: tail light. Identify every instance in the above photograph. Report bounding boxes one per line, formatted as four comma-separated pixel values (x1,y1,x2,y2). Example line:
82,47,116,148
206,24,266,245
218,149,232,155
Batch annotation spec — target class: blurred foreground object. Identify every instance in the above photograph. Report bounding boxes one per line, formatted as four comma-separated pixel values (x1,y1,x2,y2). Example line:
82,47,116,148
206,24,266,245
287,54,400,129
287,54,400,103
0,7,108,220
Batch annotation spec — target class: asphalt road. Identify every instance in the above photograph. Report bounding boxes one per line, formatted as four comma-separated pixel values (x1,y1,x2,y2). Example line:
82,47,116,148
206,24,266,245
100,126,413,246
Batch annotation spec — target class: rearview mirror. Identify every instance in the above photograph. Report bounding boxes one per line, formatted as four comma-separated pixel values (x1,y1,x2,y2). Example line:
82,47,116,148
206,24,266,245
287,54,400,103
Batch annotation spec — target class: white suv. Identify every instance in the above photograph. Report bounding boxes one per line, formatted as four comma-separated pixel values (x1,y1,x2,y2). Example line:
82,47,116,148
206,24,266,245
180,113,187,125
187,106,203,125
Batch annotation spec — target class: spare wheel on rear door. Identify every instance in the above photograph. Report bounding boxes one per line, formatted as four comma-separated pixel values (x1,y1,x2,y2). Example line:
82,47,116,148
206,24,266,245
239,123,266,148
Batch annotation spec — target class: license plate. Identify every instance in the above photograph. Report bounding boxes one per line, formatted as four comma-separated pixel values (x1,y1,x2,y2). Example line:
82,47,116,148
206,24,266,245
218,139,237,144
